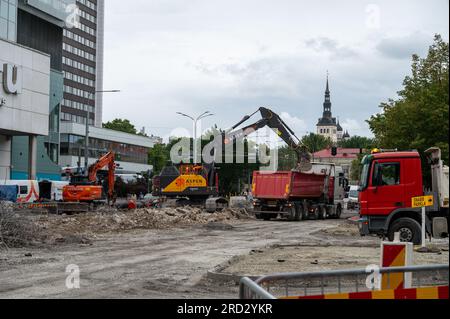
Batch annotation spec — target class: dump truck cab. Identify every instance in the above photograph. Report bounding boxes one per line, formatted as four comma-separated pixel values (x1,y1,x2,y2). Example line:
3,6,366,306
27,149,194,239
358,148,449,243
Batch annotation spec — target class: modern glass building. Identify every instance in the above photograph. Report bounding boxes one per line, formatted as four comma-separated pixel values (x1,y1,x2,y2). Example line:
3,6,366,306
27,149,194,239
61,0,104,128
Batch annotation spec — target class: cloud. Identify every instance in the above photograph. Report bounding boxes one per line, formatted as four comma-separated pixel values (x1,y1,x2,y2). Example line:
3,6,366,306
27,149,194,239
340,118,373,137
376,32,431,60
341,119,361,131
280,112,307,135
102,0,448,141
304,37,358,59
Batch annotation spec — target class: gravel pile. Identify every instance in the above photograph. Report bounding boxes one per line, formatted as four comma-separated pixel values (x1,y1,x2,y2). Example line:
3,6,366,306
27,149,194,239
36,207,253,240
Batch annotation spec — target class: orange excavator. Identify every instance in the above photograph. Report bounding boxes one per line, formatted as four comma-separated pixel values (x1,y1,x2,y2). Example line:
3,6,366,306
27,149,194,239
63,151,116,203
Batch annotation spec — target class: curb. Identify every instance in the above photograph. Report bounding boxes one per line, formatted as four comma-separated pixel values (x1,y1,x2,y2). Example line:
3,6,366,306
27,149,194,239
206,255,261,283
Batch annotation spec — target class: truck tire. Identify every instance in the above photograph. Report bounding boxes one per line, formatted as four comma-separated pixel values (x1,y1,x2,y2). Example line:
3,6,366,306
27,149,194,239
302,206,309,220
287,206,296,221
319,206,327,220
312,207,320,220
388,218,422,245
335,205,342,219
295,204,304,221
317,206,326,220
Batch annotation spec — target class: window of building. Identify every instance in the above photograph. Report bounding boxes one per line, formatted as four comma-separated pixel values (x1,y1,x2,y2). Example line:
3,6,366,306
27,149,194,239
60,134,150,165
0,0,17,41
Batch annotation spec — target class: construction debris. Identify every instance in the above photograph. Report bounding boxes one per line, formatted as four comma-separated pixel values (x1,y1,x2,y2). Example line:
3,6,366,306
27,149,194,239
1,203,253,249
0,202,44,249
33,207,253,244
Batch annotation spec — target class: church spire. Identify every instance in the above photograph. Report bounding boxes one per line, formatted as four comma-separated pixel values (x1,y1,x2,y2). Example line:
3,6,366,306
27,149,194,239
325,71,330,94
323,72,332,118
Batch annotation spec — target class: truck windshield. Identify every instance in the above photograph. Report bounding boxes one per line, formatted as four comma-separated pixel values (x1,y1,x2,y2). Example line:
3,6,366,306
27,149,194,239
359,155,372,190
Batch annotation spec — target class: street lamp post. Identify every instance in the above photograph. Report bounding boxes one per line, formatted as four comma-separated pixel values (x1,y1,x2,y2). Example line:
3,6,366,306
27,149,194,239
176,111,214,164
85,90,120,175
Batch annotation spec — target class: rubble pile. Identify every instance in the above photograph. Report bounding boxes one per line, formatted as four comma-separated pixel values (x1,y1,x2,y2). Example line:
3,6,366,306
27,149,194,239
0,202,43,248
37,207,253,239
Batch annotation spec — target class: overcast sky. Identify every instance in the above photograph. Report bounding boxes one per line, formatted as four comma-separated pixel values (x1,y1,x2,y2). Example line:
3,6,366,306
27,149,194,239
102,0,449,142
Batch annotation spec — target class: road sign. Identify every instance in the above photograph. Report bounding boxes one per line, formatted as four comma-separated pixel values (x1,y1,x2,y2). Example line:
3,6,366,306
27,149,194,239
412,195,434,208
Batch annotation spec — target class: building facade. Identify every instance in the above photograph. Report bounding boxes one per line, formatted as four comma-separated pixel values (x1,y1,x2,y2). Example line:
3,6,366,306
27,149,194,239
1,0,56,180
8,0,76,180
316,76,350,143
59,122,160,174
313,148,361,179
61,0,104,128
3,0,162,181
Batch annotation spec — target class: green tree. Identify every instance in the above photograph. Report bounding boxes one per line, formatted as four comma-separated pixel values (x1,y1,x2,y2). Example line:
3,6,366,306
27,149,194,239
148,143,169,176
103,119,138,135
301,133,333,154
277,146,298,171
367,35,449,169
338,136,376,149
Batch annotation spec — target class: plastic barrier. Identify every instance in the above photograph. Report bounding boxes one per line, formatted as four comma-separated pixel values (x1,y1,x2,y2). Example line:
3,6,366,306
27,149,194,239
0,185,18,203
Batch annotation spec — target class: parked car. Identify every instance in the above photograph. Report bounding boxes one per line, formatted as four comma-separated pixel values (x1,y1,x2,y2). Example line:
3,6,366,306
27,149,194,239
346,185,359,210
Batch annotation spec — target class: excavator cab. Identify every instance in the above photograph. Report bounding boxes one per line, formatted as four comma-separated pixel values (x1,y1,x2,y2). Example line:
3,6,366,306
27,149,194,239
152,162,219,203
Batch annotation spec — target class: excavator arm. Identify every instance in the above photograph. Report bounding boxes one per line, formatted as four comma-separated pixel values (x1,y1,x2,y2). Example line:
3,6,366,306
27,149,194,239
88,151,116,200
223,107,312,172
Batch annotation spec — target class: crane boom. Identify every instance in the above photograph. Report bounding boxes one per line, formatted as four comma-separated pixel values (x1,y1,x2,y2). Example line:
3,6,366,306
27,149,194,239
223,107,312,172
88,151,116,200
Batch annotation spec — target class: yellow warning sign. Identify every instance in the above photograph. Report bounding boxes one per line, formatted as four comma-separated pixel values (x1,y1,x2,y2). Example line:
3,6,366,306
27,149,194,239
412,195,434,208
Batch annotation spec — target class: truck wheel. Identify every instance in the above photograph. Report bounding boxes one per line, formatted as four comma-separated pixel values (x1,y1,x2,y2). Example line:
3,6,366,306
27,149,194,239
302,206,309,220
317,206,326,220
295,204,304,221
313,207,320,220
335,205,342,219
287,206,297,221
388,218,422,245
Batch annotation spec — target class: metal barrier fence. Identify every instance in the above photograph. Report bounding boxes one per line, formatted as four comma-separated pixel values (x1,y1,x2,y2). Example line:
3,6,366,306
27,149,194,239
239,264,449,299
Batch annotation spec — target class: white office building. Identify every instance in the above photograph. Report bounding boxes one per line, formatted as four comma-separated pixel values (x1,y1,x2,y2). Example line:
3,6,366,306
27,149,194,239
0,38,51,180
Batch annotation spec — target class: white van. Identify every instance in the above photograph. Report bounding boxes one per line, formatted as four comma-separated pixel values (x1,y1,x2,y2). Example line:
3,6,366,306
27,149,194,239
39,180,69,201
0,180,40,203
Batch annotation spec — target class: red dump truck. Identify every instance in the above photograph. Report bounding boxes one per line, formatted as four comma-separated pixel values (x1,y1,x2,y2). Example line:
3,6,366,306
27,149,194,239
358,147,449,244
252,163,349,221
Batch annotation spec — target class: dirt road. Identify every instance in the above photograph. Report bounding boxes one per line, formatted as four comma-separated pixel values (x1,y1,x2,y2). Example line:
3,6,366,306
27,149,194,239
0,212,369,299
0,212,446,299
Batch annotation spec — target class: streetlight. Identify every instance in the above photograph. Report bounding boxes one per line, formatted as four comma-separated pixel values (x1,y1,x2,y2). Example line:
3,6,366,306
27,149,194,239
84,90,121,174
176,111,214,164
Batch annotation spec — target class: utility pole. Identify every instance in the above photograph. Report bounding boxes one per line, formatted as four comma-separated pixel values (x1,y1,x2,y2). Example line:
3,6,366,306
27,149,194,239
176,111,214,164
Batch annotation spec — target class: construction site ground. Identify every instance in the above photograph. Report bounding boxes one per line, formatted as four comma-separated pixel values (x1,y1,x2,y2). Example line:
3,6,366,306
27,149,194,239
0,207,448,299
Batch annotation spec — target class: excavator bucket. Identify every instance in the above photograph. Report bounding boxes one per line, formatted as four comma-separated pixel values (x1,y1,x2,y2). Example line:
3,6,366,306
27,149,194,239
205,197,229,213
295,147,313,172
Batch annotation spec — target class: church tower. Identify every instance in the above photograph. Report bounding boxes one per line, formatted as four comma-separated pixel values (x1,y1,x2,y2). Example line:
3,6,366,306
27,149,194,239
317,74,338,142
